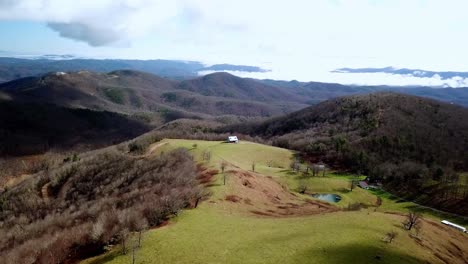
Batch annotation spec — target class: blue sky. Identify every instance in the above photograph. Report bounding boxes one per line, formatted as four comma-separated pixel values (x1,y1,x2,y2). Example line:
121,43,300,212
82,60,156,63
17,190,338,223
1,0,468,86
1,21,79,54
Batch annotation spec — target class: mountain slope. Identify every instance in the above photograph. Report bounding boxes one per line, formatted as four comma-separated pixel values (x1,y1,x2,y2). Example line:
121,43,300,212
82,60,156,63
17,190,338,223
224,93,468,215
0,70,176,113
0,71,308,117
229,92,468,168
3,69,468,122
0,101,150,156
178,72,304,102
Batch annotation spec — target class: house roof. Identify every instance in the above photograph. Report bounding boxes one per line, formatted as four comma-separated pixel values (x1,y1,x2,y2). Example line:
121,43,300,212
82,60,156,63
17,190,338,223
359,181,369,188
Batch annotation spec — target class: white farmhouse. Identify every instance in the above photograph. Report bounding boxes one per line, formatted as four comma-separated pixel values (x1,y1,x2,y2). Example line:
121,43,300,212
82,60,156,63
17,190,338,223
227,136,239,143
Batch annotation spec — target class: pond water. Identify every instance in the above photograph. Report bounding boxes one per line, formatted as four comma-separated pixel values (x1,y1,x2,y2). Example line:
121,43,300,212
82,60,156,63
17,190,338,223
311,193,342,203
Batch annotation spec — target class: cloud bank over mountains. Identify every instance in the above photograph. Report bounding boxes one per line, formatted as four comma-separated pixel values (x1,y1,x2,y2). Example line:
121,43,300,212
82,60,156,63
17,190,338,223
1,0,468,87
333,67,468,88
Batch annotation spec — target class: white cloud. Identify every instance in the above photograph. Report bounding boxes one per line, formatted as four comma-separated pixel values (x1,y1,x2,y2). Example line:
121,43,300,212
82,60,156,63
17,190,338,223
0,0,181,46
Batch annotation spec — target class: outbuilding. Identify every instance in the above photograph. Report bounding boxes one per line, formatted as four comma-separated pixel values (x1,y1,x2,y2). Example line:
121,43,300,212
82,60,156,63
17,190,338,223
441,220,467,233
358,181,370,190
227,136,239,143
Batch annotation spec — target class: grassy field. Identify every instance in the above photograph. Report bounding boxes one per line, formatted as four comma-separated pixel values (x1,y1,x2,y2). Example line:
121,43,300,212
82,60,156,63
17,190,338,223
83,139,468,264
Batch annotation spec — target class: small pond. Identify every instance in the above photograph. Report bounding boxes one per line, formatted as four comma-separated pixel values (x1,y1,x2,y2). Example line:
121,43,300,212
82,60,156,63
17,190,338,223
311,193,342,203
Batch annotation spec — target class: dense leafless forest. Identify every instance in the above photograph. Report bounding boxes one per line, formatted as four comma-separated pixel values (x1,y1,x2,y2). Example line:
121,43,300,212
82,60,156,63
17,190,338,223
0,147,207,263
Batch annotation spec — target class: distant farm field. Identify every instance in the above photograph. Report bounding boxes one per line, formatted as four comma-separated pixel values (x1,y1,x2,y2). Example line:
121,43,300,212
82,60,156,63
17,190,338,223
83,139,468,264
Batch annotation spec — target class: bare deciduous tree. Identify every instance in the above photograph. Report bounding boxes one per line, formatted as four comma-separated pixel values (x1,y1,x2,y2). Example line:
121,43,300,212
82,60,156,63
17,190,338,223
120,228,129,255
132,240,137,264
0,148,202,264
290,160,300,172
349,179,356,192
221,161,228,185
374,196,382,212
267,160,273,167
220,161,227,174
298,181,308,194
384,231,397,243
202,150,211,162
135,218,148,248
403,211,421,231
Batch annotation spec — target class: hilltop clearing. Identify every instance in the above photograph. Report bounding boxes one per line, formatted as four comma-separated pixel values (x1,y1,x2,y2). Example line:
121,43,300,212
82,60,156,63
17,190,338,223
83,139,468,264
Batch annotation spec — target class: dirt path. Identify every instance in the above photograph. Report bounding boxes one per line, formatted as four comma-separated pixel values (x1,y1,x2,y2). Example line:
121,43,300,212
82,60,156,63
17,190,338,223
41,182,51,203
144,142,168,157
3,174,33,189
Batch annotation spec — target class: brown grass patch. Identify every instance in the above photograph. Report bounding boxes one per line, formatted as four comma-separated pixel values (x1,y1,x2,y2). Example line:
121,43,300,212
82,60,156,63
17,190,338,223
244,198,253,205
403,217,468,264
251,210,274,216
379,212,468,263
221,169,338,218
196,164,218,185
225,195,242,203
242,179,253,188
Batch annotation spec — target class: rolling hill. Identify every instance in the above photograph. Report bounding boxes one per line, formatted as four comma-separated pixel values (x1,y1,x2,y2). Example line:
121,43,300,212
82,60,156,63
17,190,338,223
0,71,309,118
223,92,468,215
0,57,268,82
178,72,304,102
0,70,176,113
2,67,468,120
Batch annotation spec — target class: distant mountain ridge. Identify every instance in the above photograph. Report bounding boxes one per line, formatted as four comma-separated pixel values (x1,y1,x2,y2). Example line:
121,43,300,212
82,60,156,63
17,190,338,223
1,57,468,106
260,78,468,107
0,70,308,118
0,57,269,83
1,70,468,122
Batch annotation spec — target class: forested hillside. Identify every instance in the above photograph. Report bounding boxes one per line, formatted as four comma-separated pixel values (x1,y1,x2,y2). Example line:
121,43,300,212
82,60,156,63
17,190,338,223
0,147,206,263
0,71,307,117
223,93,468,215
0,101,150,156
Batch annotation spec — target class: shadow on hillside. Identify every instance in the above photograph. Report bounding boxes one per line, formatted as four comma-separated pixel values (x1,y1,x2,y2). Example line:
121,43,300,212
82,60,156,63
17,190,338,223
82,250,121,264
334,188,351,194
405,205,468,226
370,189,407,203
370,190,468,225
291,244,424,264
235,231,425,264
